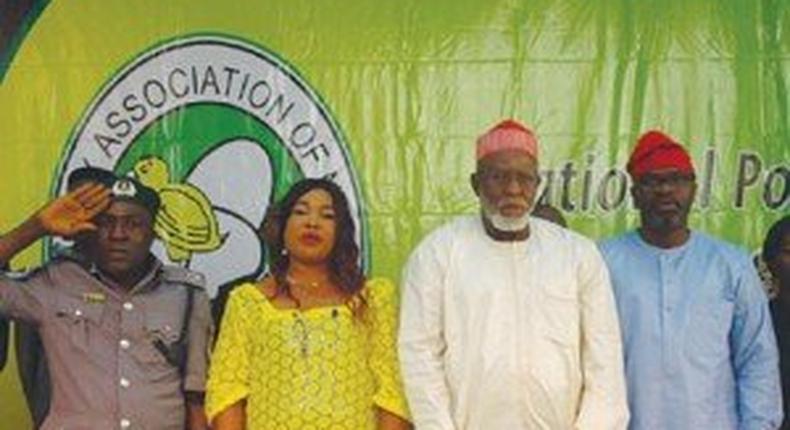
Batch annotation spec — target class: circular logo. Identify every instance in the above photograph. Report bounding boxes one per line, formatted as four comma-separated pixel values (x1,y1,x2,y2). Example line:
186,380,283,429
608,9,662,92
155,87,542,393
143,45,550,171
52,34,365,297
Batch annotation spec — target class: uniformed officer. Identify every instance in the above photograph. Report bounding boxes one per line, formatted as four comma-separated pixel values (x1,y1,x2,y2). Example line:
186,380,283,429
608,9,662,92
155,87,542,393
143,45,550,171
0,167,213,430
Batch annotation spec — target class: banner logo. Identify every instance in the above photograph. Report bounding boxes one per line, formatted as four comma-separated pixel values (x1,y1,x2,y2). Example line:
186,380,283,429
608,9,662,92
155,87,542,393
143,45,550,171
54,34,365,297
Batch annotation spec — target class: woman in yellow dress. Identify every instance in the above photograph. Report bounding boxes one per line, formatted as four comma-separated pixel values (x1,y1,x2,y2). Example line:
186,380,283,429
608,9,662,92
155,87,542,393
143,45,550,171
206,178,412,430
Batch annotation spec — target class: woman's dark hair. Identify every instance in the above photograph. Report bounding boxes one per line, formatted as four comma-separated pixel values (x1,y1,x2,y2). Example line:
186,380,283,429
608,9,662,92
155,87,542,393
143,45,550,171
763,215,790,264
261,178,366,309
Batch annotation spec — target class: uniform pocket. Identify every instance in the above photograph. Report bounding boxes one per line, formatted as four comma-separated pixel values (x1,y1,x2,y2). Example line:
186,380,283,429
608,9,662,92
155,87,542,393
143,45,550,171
129,335,181,383
54,295,104,352
144,310,183,344
132,299,186,380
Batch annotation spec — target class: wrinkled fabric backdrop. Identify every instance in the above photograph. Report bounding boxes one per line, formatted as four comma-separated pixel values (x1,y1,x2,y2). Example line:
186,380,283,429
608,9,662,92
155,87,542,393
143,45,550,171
0,0,788,425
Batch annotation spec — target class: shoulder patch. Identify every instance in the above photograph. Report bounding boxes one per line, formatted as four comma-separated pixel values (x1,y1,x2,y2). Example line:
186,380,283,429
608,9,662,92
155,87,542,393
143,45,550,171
160,266,206,289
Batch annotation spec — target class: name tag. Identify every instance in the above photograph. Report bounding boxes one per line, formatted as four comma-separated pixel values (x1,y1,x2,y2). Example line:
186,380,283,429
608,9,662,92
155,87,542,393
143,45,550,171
82,292,106,304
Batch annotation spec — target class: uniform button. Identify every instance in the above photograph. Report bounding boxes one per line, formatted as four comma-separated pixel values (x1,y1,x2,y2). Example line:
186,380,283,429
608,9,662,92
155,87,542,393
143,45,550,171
119,339,131,350
120,418,131,428
120,377,130,388
74,309,83,317
123,302,134,311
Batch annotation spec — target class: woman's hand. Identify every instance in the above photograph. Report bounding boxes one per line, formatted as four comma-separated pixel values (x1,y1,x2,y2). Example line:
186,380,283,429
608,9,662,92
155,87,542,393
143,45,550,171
211,400,246,430
377,407,413,430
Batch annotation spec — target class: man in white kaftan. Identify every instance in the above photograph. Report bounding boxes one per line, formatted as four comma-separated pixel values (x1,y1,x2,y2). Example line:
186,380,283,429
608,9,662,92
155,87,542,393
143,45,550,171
398,119,629,430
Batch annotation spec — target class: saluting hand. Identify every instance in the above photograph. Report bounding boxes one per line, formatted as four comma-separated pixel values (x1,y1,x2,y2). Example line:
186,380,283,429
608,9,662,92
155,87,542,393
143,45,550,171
36,183,112,237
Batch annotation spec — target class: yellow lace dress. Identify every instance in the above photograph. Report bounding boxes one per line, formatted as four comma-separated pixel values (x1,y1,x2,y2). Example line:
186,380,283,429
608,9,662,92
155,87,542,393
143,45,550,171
205,278,410,429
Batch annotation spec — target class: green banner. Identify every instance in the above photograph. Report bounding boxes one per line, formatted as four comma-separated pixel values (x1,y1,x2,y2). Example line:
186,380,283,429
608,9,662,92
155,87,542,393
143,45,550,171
0,0,787,425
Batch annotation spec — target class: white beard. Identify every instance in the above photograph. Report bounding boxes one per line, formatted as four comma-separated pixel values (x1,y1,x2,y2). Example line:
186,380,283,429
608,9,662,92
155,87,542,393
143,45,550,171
481,199,530,232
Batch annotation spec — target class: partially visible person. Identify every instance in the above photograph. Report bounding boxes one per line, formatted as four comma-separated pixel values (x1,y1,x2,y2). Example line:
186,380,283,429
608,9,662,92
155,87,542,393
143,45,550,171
14,318,50,428
399,119,628,429
600,130,782,429
765,215,790,430
0,166,213,429
0,316,7,372
0,264,9,373
531,203,567,228
206,178,411,430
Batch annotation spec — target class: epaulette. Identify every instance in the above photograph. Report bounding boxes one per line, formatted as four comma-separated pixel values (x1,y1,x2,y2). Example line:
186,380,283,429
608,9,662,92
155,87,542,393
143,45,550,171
160,266,206,289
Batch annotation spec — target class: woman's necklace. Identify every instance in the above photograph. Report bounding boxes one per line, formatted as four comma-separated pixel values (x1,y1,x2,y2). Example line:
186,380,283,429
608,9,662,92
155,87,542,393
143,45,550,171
286,275,324,290
285,275,343,358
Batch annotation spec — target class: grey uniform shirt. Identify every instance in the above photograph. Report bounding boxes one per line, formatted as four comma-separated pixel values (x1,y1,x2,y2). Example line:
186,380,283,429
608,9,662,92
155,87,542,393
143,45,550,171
0,257,213,430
